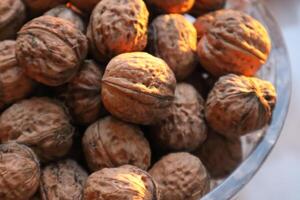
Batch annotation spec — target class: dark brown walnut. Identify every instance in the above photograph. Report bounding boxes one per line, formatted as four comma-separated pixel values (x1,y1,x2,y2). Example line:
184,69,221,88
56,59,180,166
44,5,86,32
197,9,271,77
101,52,176,125
193,11,218,41
190,0,226,16
23,0,68,15
146,0,195,14
40,159,88,200
150,83,207,152
148,14,197,80
194,130,242,178
87,0,149,62
83,116,151,172
0,0,26,40
84,165,160,200
149,152,210,200
0,40,35,110
66,60,103,125
70,0,102,13
0,97,74,161
0,142,40,200
205,74,277,138
16,16,88,86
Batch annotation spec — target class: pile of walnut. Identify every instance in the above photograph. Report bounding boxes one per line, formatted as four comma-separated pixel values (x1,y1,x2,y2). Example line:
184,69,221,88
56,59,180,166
0,0,277,199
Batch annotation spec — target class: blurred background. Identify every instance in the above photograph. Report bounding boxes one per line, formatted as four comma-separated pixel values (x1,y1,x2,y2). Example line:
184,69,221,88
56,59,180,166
240,0,300,199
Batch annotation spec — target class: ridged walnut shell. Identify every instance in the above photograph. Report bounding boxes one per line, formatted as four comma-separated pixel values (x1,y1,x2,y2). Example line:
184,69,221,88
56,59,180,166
66,60,103,125
16,16,88,86
0,0,26,40
193,11,217,41
147,0,195,14
149,152,210,200
23,0,68,15
0,97,74,161
70,0,102,13
40,159,88,200
0,142,40,200
197,9,271,77
101,52,176,125
0,40,35,110
150,83,207,152
83,116,151,172
205,74,277,138
190,0,226,16
148,14,197,80
84,165,160,200
87,0,149,62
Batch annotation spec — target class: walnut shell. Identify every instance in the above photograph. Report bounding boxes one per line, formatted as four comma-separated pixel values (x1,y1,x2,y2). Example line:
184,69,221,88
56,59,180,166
191,0,226,16
70,0,102,13
205,74,277,138
0,40,35,110
0,0,26,40
148,14,197,80
23,0,68,15
87,0,149,62
101,52,176,125
66,60,103,125
16,16,88,86
147,0,195,14
0,97,74,161
84,165,160,200
83,116,151,172
193,11,217,41
197,9,271,77
150,83,207,152
149,152,210,200
0,142,40,200
40,159,88,200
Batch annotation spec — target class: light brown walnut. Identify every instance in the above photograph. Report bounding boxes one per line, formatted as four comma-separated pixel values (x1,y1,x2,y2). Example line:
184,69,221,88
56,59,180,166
147,0,195,14
193,11,218,40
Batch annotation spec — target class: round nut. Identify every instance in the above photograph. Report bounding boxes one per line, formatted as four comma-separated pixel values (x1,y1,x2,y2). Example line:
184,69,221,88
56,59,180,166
149,152,210,200
148,14,197,80
23,0,68,15
70,0,101,13
84,165,160,200
101,52,176,125
193,11,217,41
83,116,151,172
40,159,88,200
197,9,271,77
191,0,226,16
0,97,74,161
0,0,26,40
205,74,277,138
87,0,149,62
0,40,35,110
16,16,88,86
150,83,207,152
147,0,195,14
0,142,40,200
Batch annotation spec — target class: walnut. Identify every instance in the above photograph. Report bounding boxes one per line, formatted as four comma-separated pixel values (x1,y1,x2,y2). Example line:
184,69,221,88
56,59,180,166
16,16,88,86
44,5,86,32
40,159,88,200
87,0,149,62
84,165,160,200
0,0,26,40
101,52,176,125
70,0,102,13
150,83,207,152
191,0,226,16
23,0,68,15
0,97,74,161
193,11,217,40
205,74,277,138
149,152,210,200
148,14,197,80
0,142,40,200
66,60,103,125
83,116,151,172
0,40,35,110
197,9,271,77
146,0,195,14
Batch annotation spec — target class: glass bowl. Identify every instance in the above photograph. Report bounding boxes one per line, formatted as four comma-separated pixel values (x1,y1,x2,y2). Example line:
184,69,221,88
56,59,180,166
200,0,291,199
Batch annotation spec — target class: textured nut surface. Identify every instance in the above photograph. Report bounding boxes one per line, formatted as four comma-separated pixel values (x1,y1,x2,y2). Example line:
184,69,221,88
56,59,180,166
70,0,102,13
16,16,88,86
0,97,74,161
83,116,151,172
147,0,195,14
66,60,103,125
193,11,217,40
149,152,210,200
84,165,160,200
148,14,197,80
23,0,68,14
0,143,40,200
0,40,35,110
206,74,277,138
197,9,271,77
191,0,226,15
150,83,207,152
40,159,88,200
102,52,176,125
87,0,149,62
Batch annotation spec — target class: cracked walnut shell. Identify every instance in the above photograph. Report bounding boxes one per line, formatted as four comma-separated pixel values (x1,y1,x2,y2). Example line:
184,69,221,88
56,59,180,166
147,0,195,14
